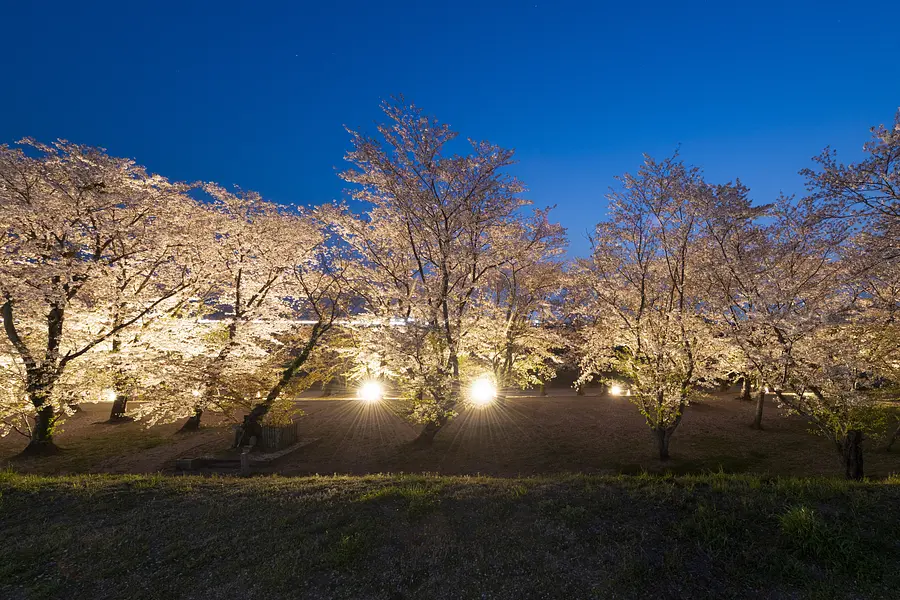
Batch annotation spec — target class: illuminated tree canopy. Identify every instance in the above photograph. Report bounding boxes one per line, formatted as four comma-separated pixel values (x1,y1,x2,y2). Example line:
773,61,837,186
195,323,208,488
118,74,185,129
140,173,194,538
1,107,897,478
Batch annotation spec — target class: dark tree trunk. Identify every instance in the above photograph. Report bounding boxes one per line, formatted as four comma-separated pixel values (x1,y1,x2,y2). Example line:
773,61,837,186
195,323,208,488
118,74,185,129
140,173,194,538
412,419,445,447
741,377,752,402
22,405,59,455
22,365,60,454
4,298,63,454
321,379,334,397
576,383,585,396
651,391,685,461
108,394,131,422
107,323,129,423
752,389,766,429
539,383,547,397
185,320,240,433
179,408,203,432
236,321,329,440
841,430,864,480
654,427,672,460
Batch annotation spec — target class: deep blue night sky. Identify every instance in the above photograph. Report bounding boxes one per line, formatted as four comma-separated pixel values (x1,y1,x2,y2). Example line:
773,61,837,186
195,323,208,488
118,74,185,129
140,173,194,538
4,0,899,255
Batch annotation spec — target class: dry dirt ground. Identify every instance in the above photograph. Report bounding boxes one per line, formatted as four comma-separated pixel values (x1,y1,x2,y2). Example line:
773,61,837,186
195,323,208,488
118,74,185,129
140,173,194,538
3,389,899,478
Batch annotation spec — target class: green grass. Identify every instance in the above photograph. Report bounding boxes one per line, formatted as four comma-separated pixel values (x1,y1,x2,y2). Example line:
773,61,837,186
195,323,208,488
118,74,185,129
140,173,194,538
2,427,170,474
1,472,899,599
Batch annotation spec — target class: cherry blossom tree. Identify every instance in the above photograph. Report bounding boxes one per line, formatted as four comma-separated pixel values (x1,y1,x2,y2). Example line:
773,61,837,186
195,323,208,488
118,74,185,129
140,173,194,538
698,167,898,478
801,109,900,245
465,210,568,392
780,111,900,476
801,111,900,412
692,181,783,429
0,140,201,453
172,185,308,431
130,185,350,433
338,99,562,444
762,229,896,479
243,213,354,423
576,155,733,460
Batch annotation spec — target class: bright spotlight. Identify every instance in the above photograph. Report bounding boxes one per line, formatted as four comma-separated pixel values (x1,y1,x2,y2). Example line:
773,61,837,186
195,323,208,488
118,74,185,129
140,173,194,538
470,377,496,407
103,389,117,402
608,384,623,396
358,381,384,403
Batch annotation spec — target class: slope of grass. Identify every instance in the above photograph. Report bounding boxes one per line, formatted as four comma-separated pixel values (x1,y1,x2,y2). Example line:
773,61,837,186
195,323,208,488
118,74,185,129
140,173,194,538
1,472,899,599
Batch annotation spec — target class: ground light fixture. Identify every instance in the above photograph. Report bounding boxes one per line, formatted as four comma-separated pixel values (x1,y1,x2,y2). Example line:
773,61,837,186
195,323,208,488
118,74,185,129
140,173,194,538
470,376,497,407
608,384,623,396
358,381,384,403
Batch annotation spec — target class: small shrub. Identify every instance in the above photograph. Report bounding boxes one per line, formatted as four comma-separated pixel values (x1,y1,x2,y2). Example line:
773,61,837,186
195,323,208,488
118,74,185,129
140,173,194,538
508,484,528,498
779,506,823,551
777,505,866,574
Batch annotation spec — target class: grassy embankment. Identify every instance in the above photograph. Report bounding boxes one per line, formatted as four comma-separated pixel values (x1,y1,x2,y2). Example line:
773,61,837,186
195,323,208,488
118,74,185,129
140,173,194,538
1,471,899,599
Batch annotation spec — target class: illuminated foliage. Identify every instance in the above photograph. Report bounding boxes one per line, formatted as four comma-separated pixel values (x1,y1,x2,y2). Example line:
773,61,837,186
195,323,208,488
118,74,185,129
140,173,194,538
337,99,565,442
576,155,734,460
0,140,201,452
1,104,896,477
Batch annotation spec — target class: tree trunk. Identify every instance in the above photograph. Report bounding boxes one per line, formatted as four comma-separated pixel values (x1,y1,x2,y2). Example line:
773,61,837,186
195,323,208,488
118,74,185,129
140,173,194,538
654,427,672,460
576,383,585,396
23,405,59,455
21,365,60,454
179,408,203,432
412,419,445,447
539,383,547,397
752,389,766,429
841,430,864,480
741,377,752,402
4,299,63,455
108,394,130,422
107,322,131,423
236,321,329,440
185,320,240,433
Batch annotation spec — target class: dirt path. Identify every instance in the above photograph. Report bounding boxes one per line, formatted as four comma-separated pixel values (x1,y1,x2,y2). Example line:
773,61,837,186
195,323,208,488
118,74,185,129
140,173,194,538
93,428,230,473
